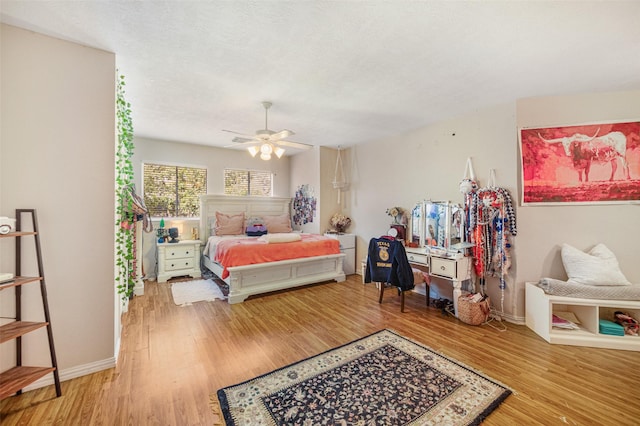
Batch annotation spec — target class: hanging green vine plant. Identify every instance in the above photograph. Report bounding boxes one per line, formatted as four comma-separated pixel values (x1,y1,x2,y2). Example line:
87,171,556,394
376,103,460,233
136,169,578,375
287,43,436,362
115,73,135,301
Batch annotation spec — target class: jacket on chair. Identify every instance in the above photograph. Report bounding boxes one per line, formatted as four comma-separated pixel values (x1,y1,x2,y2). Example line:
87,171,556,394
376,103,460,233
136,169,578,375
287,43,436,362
365,237,414,292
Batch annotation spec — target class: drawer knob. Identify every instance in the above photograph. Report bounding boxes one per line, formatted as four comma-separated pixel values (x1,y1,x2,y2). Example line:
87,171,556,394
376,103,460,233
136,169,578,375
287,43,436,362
171,264,174,267
440,266,446,270
186,251,190,255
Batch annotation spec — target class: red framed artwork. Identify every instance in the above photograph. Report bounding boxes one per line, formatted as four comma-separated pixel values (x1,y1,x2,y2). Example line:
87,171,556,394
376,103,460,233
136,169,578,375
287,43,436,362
519,120,640,205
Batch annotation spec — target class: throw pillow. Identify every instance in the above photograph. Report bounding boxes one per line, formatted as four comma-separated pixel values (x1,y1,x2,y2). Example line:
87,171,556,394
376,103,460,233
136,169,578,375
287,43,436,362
263,214,292,233
561,243,631,286
214,211,245,236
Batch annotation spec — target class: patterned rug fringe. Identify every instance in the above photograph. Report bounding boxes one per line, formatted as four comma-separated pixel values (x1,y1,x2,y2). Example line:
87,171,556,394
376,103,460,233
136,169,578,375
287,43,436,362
209,394,224,425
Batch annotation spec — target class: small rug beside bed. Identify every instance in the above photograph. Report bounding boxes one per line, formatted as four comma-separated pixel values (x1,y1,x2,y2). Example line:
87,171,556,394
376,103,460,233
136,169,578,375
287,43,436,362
214,329,511,425
170,279,226,306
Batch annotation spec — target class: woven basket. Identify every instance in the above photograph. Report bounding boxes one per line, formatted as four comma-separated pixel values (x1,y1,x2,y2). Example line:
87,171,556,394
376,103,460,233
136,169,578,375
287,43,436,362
457,295,490,326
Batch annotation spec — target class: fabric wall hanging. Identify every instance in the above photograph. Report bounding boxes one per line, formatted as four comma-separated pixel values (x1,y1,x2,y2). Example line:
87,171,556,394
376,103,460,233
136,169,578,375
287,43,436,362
293,184,317,226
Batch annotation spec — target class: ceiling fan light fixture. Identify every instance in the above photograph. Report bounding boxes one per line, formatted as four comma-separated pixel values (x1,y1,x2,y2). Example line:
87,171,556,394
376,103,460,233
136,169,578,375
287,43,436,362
260,143,273,155
225,101,311,159
247,146,259,157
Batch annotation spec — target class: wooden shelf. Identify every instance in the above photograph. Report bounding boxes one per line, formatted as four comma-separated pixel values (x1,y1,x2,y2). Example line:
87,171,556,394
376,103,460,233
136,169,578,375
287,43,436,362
0,231,37,239
0,321,49,343
0,366,56,399
0,209,61,400
0,276,42,291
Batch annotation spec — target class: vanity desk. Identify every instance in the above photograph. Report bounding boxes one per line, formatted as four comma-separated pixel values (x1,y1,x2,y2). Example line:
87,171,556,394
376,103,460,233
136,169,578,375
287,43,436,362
405,247,472,317
408,199,473,317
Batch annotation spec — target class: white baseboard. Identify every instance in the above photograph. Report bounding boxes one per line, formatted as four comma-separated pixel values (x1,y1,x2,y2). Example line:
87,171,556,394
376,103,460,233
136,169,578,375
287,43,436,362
24,357,117,392
492,310,525,325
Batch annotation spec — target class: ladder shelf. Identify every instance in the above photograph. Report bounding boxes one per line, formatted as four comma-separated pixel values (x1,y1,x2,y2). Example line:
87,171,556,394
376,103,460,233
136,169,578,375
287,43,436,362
0,209,61,399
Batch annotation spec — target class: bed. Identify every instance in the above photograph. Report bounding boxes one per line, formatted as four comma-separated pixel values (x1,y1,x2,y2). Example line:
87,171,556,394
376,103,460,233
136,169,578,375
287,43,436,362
199,195,346,303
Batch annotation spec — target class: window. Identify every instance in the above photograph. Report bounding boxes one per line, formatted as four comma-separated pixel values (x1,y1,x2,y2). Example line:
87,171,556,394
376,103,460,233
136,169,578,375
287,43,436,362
224,169,273,196
143,163,207,217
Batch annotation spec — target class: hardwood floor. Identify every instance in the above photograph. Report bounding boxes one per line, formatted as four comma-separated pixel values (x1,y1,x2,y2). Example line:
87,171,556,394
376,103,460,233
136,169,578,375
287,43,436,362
2,275,639,425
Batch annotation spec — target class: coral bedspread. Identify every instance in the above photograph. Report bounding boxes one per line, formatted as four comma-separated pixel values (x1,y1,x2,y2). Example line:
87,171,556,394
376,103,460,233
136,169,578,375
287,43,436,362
208,234,341,279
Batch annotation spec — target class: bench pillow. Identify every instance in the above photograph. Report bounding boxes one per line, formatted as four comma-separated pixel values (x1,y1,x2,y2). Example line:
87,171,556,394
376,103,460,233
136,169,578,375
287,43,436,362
561,243,631,286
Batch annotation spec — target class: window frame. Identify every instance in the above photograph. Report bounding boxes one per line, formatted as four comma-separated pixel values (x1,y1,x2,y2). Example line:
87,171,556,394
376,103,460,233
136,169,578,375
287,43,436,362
223,168,274,197
142,161,208,219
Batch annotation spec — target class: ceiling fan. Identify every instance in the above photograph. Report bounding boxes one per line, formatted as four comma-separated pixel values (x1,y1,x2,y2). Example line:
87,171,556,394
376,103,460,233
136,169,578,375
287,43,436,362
223,101,312,160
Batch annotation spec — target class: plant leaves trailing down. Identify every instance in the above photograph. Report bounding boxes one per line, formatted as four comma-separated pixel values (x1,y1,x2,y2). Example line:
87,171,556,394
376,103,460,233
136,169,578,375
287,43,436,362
115,73,136,301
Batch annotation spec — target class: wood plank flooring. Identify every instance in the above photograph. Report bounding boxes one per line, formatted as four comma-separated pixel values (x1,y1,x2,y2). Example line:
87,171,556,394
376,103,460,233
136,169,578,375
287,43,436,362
1,275,639,425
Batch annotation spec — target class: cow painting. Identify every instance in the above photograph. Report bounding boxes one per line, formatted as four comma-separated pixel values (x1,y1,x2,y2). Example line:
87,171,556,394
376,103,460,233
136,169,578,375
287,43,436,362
538,128,631,182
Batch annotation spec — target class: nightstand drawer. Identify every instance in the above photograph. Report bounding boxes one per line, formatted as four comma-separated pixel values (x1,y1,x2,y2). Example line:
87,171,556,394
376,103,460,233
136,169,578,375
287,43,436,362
430,256,457,279
164,246,194,260
165,258,196,271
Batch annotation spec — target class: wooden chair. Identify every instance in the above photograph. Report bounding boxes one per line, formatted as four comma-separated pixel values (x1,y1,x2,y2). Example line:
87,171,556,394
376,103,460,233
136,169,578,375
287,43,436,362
378,268,430,312
365,236,425,312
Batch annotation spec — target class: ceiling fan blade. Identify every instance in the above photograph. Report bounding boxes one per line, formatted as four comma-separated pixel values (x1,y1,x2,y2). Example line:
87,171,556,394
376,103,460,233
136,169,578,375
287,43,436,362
276,140,313,150
222,129,254,137
224,140,259,148
269,129,295,141
231,136,256,143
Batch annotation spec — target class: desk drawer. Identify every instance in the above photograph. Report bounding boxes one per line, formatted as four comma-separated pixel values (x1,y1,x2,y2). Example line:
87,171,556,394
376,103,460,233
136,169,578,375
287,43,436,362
430,256,457,279
164,246,195,260
407,252,429,266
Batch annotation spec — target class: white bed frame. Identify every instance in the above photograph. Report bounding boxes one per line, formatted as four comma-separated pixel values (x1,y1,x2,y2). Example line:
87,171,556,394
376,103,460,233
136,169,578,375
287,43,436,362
199,195,345,304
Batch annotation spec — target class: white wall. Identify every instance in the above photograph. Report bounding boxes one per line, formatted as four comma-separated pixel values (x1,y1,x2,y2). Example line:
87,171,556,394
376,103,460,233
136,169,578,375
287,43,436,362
347,102,519,316
133,136,291,278
288,146,354,235
516,91,640,282
319,147,353,234
290,146,321,233
1,25,116,381
345,92,640,323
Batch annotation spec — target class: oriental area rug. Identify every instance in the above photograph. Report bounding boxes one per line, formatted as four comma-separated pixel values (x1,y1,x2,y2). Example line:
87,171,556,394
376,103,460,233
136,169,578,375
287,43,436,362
214,329,512,425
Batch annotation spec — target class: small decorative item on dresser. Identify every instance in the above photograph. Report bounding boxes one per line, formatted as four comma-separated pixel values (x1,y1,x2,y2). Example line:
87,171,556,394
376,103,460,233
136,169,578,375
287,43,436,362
386,206,406,225
389,224,406,242
168,227,179,243
329,213,351,234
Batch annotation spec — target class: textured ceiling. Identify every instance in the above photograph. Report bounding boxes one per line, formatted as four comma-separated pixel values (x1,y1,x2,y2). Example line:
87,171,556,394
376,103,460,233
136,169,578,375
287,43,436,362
2,1,640,154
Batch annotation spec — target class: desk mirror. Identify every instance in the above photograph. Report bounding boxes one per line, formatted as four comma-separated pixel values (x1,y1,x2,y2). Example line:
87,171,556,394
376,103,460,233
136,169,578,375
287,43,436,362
423,200,464,251
410,202,425,247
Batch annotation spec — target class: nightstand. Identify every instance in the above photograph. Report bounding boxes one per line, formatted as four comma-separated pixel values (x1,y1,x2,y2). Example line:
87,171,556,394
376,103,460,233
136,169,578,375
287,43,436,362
157,240,202,283
324,233,355,275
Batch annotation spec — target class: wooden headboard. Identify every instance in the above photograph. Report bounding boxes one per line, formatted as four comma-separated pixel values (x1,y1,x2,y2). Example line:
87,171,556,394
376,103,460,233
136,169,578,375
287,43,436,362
199,195,292,242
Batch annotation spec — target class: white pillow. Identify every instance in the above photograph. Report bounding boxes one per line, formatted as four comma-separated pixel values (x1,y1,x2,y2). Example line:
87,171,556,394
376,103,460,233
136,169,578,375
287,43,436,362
561,243,631,286
257,233,301,244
